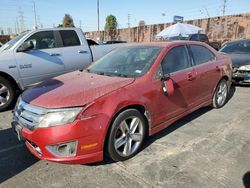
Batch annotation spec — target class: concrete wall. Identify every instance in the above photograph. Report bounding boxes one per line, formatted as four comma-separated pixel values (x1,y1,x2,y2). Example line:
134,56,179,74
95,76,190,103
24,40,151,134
86,13,250,44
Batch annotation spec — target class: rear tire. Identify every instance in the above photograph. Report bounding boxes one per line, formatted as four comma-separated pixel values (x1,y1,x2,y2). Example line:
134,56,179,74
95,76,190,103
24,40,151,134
106,109,146,162
0,77,16,112
212,79,228,108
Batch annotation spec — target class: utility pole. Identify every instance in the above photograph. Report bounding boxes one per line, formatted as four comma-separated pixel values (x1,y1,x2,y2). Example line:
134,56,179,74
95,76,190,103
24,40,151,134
16,18,19,34
127,14,131,28
222,0,227,16
204,6,210,18
33,0,37,29
18,8,25,33
97,0,100,32
79,20,82,29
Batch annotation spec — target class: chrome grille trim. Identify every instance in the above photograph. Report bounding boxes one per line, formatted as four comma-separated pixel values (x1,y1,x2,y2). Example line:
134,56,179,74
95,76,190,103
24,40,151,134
14,97,46,130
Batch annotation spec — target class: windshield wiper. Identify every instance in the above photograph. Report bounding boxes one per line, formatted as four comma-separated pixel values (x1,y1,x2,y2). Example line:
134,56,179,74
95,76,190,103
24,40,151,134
114,73,128,78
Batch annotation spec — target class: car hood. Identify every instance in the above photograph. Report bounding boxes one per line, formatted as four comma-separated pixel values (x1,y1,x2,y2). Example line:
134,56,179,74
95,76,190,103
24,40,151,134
22,71,135,109
228,53,250,67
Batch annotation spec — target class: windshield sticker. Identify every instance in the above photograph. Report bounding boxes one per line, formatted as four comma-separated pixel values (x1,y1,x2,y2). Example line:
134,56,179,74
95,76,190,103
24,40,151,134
135,70,142,74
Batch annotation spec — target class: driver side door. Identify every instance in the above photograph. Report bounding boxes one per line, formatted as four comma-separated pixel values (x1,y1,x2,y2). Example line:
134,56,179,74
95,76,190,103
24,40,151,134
15,31,65,87
151,45,196,127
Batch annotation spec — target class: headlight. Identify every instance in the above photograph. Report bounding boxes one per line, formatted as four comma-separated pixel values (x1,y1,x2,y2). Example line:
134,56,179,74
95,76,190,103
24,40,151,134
38,108,82,128
238,65,250,71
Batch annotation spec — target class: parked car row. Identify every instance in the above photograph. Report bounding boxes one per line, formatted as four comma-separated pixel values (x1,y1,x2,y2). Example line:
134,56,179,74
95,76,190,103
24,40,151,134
220,39,250,84
11,40,232,164
0,28,125,111
166,33,221,50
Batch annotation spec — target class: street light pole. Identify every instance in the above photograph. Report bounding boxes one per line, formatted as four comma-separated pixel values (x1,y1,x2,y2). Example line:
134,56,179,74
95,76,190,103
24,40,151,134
33,0,37,29
97,0,100,32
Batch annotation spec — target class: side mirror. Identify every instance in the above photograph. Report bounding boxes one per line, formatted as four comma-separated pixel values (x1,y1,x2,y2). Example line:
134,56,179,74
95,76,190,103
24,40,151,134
161,74,174,96
17,41,34,52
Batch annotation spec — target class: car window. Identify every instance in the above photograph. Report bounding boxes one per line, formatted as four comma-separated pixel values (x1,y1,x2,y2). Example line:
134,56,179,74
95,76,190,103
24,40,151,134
24,31,56,50
162,46,191,74
220,41,250,54
199,34,208,42
59,30,80,47
190,34,200,41
190,45,215,65
87,39,99,46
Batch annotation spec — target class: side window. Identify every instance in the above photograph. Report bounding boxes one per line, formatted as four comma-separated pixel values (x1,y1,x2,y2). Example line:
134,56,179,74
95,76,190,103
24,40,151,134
162,46,191,74
199,35,208,43
190,34,200,41
190,45,215,65
59,30,80,47
25,31,56,50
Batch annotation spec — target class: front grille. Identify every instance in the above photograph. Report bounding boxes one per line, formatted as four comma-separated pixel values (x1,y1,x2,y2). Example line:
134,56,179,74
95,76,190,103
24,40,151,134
238,70,250,74
14,98,46,130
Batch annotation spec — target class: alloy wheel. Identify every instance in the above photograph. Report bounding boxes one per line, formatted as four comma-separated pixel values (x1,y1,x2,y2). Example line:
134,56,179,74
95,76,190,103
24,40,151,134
114,116,144,157
216,81,228,106
0,83,10,107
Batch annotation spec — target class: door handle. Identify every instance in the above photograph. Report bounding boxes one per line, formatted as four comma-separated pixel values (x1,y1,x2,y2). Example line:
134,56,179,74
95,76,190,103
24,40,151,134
187,72,195,81
50,53,61,56
215,66,220,71
78,50,88,54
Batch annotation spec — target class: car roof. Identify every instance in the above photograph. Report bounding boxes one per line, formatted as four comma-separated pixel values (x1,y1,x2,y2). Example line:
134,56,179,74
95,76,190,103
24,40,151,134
122,40,208,48
225,39,250,44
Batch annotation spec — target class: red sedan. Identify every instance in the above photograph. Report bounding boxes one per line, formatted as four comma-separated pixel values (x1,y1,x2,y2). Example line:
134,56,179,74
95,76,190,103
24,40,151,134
12,41,232,164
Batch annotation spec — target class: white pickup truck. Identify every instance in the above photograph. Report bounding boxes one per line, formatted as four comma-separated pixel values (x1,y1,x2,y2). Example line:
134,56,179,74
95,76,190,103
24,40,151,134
0,28,123,111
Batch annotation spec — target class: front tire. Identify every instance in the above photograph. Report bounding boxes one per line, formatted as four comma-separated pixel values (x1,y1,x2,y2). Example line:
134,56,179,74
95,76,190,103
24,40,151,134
0,77,16,112
106,109,147,162
212,79,228,108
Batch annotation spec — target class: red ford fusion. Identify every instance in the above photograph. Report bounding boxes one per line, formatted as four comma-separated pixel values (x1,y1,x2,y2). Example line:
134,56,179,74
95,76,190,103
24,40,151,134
12,41,232,164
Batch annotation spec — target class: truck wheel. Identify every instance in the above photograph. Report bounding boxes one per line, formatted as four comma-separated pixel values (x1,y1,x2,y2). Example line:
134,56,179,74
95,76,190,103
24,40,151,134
106,109,146,162
0,77,16,112
212,79,228,109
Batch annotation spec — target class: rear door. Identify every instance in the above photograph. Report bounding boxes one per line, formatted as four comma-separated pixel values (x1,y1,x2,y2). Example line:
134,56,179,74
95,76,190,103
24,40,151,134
58,30,92,72
188,44,220,103
152,45,196,126
15,30,65,86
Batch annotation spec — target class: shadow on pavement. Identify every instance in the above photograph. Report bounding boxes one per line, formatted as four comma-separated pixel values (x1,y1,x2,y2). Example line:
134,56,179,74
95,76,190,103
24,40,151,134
227,85,236,103
243,172,250,188
143,106,212,149
0,128,38,183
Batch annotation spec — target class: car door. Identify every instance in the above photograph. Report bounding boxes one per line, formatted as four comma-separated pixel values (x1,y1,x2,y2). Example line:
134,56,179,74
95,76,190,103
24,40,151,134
188,44,220,104
15,30,65,87
151,45,196,126
58,30,92,72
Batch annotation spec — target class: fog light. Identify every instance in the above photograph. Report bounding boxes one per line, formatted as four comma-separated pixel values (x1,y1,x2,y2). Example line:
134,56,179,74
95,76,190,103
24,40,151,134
46,141,78,157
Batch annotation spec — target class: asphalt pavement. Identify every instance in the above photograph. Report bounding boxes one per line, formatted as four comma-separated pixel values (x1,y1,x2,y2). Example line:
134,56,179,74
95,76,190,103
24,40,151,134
0,86,249,188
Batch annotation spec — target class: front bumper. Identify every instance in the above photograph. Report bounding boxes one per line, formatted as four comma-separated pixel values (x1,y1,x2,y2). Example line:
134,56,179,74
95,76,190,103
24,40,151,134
12,115,108,164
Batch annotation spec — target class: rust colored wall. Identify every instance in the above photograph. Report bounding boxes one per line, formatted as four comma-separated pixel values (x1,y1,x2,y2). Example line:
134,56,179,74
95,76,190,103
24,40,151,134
86,13,250,43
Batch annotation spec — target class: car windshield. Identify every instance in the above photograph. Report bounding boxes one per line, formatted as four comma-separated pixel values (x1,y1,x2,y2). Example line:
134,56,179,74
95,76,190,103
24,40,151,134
87,46,163,77
1,32,28,51
220,41,250,54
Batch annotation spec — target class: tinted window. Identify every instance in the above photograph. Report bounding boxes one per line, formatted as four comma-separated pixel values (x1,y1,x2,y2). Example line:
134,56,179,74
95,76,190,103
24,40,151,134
25,31,56,50
199,34,208,42
59,30,80,47
162,46,191,74
220,41,250,53
190,45,215,65
190,34,200,41
87,39,99,46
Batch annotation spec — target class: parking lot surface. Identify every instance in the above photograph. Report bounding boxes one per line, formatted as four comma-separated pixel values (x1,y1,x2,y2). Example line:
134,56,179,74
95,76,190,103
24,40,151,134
0,86,249,188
